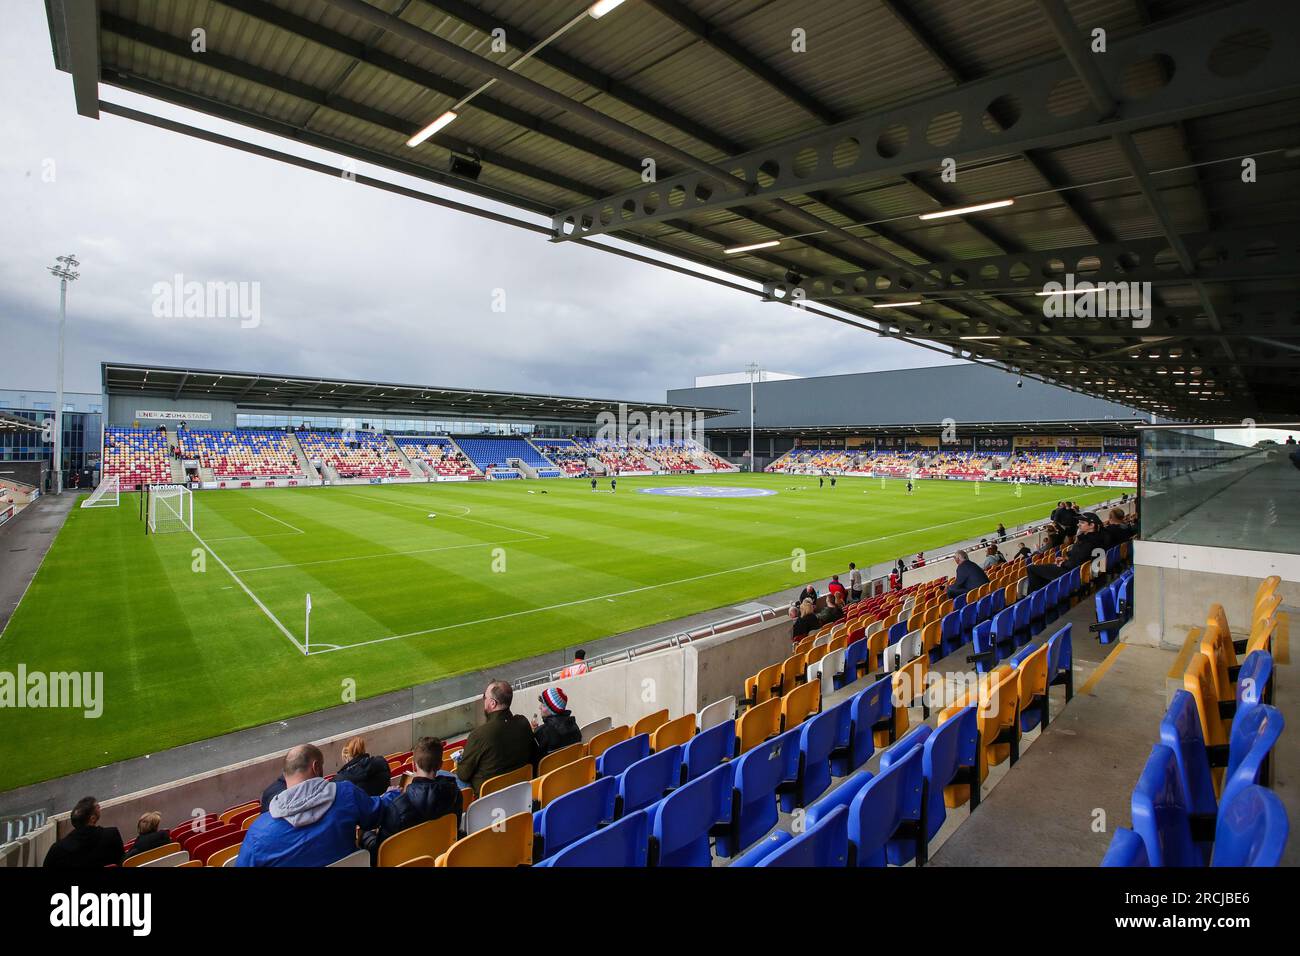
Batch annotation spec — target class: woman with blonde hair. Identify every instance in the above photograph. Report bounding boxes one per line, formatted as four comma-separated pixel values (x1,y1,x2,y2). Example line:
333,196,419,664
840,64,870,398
333,736,392,796
123,810,171,860
792,598,819,641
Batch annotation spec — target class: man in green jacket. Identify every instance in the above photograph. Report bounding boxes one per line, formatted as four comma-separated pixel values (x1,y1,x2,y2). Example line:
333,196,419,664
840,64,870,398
454,680,539,795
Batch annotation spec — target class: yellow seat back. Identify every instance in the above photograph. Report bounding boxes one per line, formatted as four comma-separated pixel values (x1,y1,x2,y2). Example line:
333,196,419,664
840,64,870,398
479,762,532,798
1016,643,1049,710
921,620,942,658
827,633,848,654
396,855,436,867
652,713,697,751
1254,575,1280,615
938,693,985,807
1183,650,1228,748
780,652,807,695
378,814,457,867
981,666,1020,767
1199,626,1233,702
632,708,670,738
1254,593,1281,629
219,801,259,826
780,678,821,731
805,644,829,667
537,742,584,778
123,842,183,868
536,755,596,808
1246,615,1276,657
737,697,782,753
435,811,532,867
745,665,782,706
207,843,241,868
586,724,630,759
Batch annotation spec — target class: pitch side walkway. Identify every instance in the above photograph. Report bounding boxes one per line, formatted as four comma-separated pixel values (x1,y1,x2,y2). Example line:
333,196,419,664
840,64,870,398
0,492,74,637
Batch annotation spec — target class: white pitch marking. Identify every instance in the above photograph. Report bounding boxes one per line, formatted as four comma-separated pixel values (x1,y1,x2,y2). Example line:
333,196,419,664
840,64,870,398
307,496,1091,656
233,536,538,573
252,507,305,535
340,490,549,540
188,526,306,655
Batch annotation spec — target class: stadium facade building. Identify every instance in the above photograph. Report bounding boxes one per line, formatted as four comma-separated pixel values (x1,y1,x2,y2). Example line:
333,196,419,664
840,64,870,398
669,364,1145,469
0,389,104,492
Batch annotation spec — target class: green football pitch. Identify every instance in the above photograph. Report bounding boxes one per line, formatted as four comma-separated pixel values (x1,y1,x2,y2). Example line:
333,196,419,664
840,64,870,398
0,474,1119,791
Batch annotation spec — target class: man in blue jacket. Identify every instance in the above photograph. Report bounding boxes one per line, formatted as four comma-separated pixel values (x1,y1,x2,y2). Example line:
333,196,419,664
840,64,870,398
237,743,384,867
946,549,990,599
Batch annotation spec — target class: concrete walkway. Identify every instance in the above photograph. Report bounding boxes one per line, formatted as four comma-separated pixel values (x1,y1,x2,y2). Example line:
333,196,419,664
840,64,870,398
0,493,75,636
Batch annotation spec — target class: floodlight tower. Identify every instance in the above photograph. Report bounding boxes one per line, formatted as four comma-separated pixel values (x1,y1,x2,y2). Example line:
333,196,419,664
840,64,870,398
746,362,762,473
47,255,80,495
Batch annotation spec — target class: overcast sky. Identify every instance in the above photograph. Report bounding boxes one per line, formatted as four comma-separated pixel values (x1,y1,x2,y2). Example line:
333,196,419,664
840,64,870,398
1,1,959,402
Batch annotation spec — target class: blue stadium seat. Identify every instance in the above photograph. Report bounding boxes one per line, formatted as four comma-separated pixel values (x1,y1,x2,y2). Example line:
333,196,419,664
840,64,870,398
989,608,1014,664
649,762,734,866
972,619,997,673
1236,650,1273,717
959,603,978,644
728,828,792,867
735,804,850,868
535,808,649,867
841,676,894,773
940,610,962,655
990,588,1006,616
1012,597,1032,647
840,637,869,689
1116,570,1133,619
682,718,734,782
1043,578,1061,625
927,705,981,815
1158,689,1222,859
1047,624,1074,702
787,705,840,810
1094,584,1119,645
722,729,800,857
1028,588,1047,637
1220,704,1285,812
534,775,617,860
1131,744,1200,867
618,744,683,816
952,592,967,611
1210,785,1289,867
1101,827,1149,867
848,745,925,866
597,733,649,779
975,594,994,623
888,620,908,645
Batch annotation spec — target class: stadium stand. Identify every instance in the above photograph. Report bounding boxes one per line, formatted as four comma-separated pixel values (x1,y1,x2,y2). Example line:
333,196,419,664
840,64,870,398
101,426,172,488
297,430,412,480
454,437,560,479
393,436,479,478
177,428,302,478
532,438,588,476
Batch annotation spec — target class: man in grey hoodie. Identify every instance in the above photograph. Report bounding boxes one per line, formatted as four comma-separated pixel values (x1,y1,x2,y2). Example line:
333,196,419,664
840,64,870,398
236,743,385,867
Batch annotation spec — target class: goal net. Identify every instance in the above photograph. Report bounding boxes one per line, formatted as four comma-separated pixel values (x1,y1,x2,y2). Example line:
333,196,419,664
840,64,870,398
81,475,120,509
148,484,193,534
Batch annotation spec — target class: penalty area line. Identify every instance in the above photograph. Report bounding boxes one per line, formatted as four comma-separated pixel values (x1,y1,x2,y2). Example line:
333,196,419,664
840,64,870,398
190,526,307,656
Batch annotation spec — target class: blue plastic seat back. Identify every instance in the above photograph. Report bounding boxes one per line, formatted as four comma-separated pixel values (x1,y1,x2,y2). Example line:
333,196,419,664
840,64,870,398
841,638,868,689
1093,587,1117,644
1130,744,1199,867
537,808,649,867
848,746,924,867
729,829,792,867
972,619,995,671
1117,572,1133,618
880,724,930,771
728,729,800,856
794,706,841,809
1047,624,1072,680
826,698,856,777
1012,598,1031,643
1067,566,1081,595
650,761,734,867
805,767,873,831
976,595,993,622
959,603,977,640
990,589,1006,615
1029,589,1047,634
760,804,850,868
953,592,967,611
619,743,684,815
536,775,618,860
598,732,650,778
940,610,962,653
888,620,908,645
1210,785,1290,867
1236,651,1273,716
1009,642,1039,669
1158,690,1217,819
1221,704,1285,811
682,718,735,782
847,677,892,771
1101,827,1149,867
991,606,1015,646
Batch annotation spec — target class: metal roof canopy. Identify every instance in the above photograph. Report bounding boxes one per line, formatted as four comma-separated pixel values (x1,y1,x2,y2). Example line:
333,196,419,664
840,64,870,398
100,362,734,423
709,418,1140,437
0,413,45,433
47,0,1300,421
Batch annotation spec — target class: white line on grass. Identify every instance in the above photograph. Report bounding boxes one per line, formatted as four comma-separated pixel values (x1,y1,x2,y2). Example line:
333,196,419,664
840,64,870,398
189,526,307,655
233,535,538,573
339,490,549,540
305,496,1080,656
252,507,306,535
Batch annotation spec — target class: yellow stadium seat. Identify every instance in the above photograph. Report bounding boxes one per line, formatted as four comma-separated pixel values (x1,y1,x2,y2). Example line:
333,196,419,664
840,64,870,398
396,855,437,867
982,665,1020,768
586,724,630,759
241,812,260,830
536,755,596,808
537,742,584,777
890,653,930,739
1246,615,1277,656
827,633,848,654
219,801,259,826
780,678,821,731
804,644,829,667
176,859,203,867
123,842,184,867
1254,575,1280,616
793,636,815,656
743,664,782,706
1184,650,1228,750
632,708,670,738
1016,643,1050,732
779,652,807,696
1200,624,1235,702
652,713,697,751
378,814,458,867
207,843,241,868
479,763,533,798
435,811,532,867
921,620,942,660
737,697,782,753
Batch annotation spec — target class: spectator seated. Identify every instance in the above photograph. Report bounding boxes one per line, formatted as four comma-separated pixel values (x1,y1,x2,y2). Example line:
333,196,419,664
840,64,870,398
102,426,172,488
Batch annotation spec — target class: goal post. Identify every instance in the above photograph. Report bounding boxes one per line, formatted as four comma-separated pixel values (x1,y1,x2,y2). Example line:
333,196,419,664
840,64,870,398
80,475,120,509
147,484,194,535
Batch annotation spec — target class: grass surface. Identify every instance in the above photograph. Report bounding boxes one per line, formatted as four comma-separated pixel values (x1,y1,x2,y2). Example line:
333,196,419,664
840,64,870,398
0,473,1116,791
